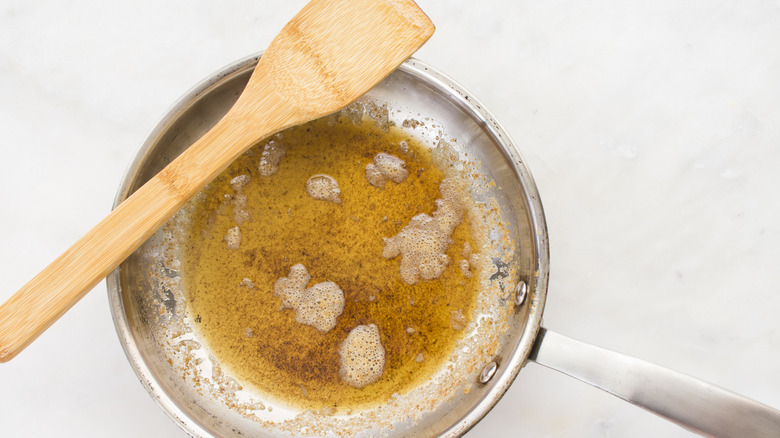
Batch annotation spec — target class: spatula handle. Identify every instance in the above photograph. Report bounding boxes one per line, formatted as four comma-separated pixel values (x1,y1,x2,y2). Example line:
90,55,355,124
0,113,269,362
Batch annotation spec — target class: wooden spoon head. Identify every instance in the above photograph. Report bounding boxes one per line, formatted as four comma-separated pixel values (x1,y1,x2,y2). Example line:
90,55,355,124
237,0,434,121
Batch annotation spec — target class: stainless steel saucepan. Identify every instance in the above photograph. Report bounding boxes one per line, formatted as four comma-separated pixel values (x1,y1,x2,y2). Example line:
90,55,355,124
108,54,780,437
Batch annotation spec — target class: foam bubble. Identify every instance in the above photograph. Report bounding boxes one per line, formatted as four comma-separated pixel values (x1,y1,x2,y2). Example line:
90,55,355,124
450,309,467,330
365,153,408,188
258,140,287,176
232,193,251,225
294,281,344,332
462,241,473,258
365,164,385,188
229,174,252,224
382,178,465,284
459,259,473,278
273,264,311,309
273,264,344,332
240,278,255,289
224,226,241,250
230,174,251,191
338,324,385,388
306,174,342,204
365,102,393,132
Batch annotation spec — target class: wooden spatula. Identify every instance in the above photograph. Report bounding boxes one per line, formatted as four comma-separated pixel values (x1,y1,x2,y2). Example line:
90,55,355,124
0,0,434,362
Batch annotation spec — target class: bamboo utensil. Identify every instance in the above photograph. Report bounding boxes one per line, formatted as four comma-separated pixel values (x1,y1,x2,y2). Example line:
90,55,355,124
0,0,434,362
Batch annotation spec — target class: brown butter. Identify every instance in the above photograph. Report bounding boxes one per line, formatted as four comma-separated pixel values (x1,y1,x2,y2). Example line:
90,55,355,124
182,114,478,411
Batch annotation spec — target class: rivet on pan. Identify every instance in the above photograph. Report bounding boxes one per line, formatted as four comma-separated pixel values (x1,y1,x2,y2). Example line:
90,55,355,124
514,281,528,306
479,361,498,384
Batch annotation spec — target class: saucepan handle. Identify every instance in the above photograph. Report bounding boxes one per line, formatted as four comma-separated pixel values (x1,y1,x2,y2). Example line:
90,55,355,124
529,327,780,438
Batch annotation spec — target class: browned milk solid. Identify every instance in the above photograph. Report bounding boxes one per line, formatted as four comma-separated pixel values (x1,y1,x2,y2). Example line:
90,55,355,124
181,112,480,412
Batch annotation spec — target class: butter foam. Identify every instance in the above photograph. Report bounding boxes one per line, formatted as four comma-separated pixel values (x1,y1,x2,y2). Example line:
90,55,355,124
306,174,342,204
365,153,408,188
382,178,465,284
273,264,345,332
338,324,385,388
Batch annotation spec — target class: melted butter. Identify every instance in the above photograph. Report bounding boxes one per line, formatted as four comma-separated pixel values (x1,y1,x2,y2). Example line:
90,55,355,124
182,113,479,411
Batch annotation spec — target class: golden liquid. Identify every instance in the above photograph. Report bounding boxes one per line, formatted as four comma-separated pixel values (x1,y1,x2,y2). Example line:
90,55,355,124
181,114,479,411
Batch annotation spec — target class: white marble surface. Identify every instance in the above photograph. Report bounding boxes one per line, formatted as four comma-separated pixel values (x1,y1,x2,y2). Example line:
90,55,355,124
1,0,779,437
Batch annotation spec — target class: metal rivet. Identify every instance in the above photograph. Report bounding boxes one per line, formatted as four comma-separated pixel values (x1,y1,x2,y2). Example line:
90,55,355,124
479,361,498,384
514,281,528,306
